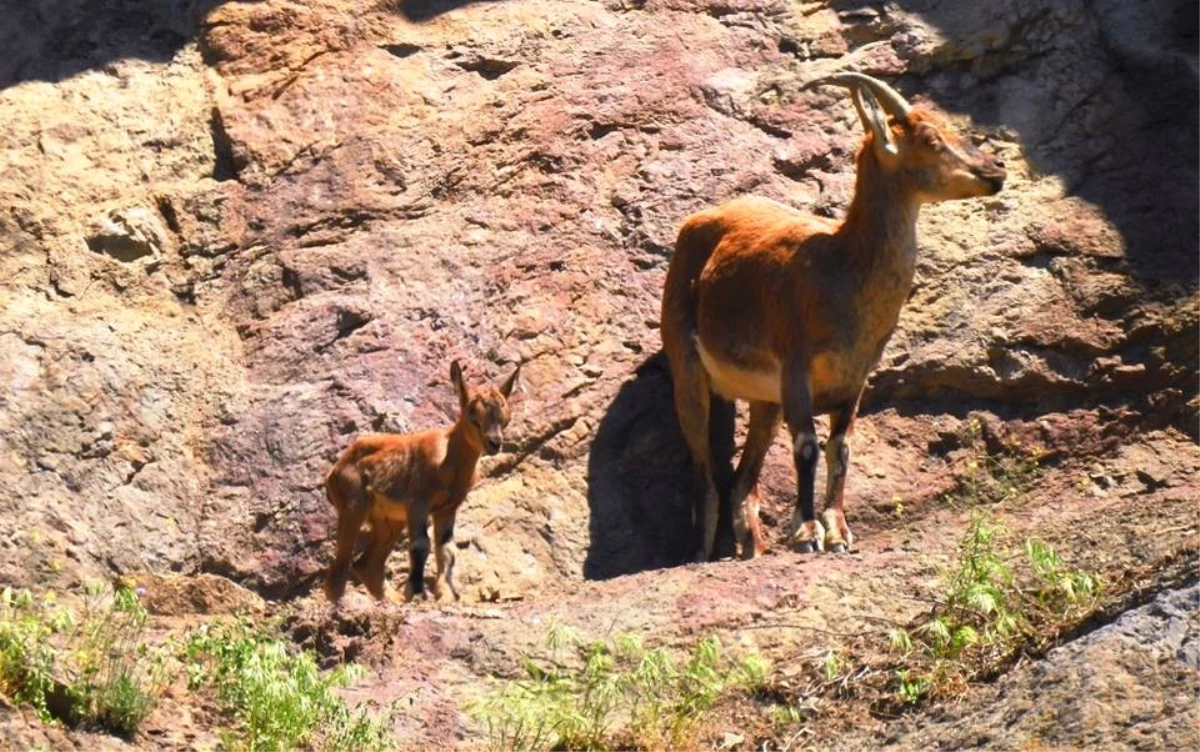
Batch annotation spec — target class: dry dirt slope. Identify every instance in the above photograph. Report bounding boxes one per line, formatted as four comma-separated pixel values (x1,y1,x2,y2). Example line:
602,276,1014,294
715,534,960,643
0,0,1197,749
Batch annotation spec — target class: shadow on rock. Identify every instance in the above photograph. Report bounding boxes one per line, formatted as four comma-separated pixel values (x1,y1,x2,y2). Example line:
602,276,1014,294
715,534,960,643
828,0,1198,288
383,0,501,23
584,353,736,581
1,0,228,89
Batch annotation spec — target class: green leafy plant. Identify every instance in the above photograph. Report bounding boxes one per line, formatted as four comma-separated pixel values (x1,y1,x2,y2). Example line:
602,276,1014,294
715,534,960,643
894,669,929,705
0,588,62,719
0,583,166,736
182,620,397,752
471,626,768,751
888,514,1102,706
1025,538,1100,611
820,650,843,684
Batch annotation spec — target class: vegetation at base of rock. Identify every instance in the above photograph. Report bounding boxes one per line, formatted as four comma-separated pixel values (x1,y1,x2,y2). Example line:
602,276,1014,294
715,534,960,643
471,625,769,751
886,512,1101,705
181,619,398,752
945,416,1045,509
1,584,397,749
757,502,1104,730
0,582,166,736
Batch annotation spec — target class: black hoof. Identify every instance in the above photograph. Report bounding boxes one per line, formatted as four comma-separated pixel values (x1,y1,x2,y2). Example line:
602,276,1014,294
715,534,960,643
714,531,737,561
795,540,818,554
828,542,848,554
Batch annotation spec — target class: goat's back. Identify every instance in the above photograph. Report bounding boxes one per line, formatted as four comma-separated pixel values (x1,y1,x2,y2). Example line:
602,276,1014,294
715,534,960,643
325,430,448,508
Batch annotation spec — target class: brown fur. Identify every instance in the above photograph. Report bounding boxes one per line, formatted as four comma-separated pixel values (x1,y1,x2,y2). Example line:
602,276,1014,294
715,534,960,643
662,91,1006,561
323,360,520,603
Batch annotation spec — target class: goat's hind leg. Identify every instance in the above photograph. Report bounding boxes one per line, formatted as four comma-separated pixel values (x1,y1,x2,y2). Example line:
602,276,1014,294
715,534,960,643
670,350,724,563
324,465,369,603
709,393,738,559
354,519,403,602
730,401,781,559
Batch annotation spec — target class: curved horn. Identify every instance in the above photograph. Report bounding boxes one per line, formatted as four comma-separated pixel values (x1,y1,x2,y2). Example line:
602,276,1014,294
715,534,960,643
804,72,912,120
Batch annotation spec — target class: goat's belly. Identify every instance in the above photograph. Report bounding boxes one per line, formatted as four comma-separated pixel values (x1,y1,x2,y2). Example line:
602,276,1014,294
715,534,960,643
695,340,864,409
369,494,409,524
696,339,782,403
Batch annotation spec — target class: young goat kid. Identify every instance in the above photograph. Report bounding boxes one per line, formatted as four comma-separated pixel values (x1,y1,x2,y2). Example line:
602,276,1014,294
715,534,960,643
324,360,520,603
662,72,1006,561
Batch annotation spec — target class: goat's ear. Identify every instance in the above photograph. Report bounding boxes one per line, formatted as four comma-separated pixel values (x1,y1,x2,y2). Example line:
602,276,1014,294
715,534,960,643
450,360,469,411
498,362,521,399
853,86,899,165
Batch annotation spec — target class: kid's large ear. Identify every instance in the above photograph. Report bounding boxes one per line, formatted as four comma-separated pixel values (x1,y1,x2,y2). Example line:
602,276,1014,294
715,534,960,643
498,362,521,399
450,360,469,412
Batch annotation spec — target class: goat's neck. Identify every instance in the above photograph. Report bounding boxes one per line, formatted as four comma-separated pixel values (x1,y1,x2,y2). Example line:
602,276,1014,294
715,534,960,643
837,154,922,281
446,420,483,469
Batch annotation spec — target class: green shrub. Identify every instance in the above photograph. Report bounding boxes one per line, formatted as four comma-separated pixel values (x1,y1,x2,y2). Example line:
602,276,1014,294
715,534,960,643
471,625,768,751
182,620,396,752
889,514,1101,705
0,583,165,736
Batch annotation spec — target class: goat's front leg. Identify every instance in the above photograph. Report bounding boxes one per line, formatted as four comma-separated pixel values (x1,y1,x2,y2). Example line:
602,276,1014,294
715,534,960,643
821,394,862,553
432,507,461,602
404,500,432,601
783,358,823,553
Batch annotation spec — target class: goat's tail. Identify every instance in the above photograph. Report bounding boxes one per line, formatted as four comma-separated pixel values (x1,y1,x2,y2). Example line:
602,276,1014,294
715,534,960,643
666,213,726,325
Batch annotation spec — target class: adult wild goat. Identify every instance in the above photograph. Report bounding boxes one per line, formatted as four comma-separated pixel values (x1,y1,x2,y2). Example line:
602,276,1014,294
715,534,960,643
662,72,1006,561
324,360,520,603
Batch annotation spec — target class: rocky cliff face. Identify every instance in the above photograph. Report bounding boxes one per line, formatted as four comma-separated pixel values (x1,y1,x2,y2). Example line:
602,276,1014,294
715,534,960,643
2,1,1197,749
1,0,1195,608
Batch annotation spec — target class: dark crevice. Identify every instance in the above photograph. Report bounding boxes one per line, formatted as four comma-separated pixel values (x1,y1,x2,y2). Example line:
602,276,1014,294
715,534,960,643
589,122,621,140
287,210,372,239
748,116,792,139
155,195,183,235
281,264,304,302
774,153,831,181
210,106,242,182
172,282,197,306
86,233,155,263
448,50,520,80
384,0,503,23
380,42,422,58
334,308,372,340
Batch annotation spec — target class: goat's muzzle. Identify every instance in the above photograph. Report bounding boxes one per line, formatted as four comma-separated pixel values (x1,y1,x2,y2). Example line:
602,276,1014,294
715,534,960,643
975,165,1006,195
484,436,503,455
